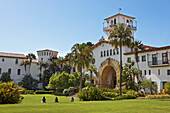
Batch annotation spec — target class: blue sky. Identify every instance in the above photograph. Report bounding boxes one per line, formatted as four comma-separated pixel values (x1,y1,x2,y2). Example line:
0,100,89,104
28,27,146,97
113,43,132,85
0,0,170,57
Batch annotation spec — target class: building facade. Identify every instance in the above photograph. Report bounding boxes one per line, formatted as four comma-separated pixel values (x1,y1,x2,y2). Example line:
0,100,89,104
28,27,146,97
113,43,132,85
92,13,170,93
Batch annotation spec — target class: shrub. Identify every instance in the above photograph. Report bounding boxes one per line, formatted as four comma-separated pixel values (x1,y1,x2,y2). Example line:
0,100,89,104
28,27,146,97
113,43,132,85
77,87,109,101
34,90,54,94
26,90,34,94
165,82,170,94
103,92,119,98
63,87,78,96
114,94,136,100
145,95,170,99
0,81,24,104
0,72,12,82
126,90,140,97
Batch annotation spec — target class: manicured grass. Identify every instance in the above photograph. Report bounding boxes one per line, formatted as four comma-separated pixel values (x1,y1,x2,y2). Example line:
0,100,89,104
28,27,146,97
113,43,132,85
0,94,170,113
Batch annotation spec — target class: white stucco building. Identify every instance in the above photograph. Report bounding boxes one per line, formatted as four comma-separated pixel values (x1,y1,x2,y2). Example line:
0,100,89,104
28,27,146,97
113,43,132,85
0,49,58,86
92,13,170,93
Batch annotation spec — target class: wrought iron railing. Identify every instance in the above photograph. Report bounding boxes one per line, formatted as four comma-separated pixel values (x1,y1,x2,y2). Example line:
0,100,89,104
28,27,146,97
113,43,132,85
148,60,170,66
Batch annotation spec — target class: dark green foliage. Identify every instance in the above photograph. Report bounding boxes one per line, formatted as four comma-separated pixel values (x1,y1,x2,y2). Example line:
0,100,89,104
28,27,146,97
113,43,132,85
114,94,136,100
0,81,24,104
47,71,82,92
34,90,54,94
0,72,12,82
77,87,109,101
18,74,39,90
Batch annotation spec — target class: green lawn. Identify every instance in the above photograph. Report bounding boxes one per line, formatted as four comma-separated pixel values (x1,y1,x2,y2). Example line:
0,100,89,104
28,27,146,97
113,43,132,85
0,94,170,113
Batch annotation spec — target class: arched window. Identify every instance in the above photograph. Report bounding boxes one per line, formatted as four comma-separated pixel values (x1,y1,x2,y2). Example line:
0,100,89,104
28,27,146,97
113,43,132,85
107,50,109,56
114,19,116,24
104,51,106,57
113,49,115,55
47,52,48,56
44,52,46,56
101,51,103,57
110,49,112,55
126,20,129,24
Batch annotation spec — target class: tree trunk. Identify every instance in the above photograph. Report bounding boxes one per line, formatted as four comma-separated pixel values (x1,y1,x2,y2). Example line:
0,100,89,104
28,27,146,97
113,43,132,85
120,39,122,96
80,67,82,92
90,71,92,87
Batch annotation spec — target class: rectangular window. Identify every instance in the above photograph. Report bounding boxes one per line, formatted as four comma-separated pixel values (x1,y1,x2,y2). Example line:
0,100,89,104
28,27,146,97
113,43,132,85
167,70,170,75
149,70,151,75
107,50,109,56
17,69,21,75
144,70,146,75
142,55,146,62
2,58,4,62
117,48,119,54
8,68,11,74
0,68,1,74
15,59,18,64
158,69,160,75
137,56,140,62
152,54,157,65
162,53,168,64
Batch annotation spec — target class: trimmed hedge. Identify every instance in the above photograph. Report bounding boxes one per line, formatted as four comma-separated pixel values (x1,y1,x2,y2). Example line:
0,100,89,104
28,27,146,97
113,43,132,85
114,94,136,100
34,90,54,94
146,95,170,99
103,92,119,98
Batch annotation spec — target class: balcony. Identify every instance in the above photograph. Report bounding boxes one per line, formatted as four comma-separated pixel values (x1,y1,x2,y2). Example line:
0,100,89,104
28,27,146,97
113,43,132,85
148,60,170,67
103,23,137,31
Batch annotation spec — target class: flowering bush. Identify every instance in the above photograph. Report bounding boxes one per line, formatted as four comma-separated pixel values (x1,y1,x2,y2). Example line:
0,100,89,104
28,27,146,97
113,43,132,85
0,81,24,104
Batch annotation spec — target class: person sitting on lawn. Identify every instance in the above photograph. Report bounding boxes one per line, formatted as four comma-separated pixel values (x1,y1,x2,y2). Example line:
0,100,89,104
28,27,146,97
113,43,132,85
41,96,46,103
54,97,59,103
70,97,74,102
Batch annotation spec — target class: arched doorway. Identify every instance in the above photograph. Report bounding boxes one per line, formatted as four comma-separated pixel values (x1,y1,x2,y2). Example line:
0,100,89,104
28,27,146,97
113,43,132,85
101,66,116,88
95,58,120,89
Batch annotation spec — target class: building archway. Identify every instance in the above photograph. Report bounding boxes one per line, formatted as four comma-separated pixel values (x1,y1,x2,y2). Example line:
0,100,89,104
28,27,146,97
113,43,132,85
95,58,120,89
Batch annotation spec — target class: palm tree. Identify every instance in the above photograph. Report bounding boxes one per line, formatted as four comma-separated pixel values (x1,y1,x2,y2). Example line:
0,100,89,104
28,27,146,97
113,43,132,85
71,43,93,91
131,40,144,69
26,53,36,74
37,60,44,82
108,23,133,95
85,65,97,86
20,59,30,74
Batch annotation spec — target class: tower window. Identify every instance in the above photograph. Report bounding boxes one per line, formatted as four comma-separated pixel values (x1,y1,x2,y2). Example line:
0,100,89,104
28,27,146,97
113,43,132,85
2,58,4,62
107,50,109,56
47,52,48,56
158,69,160,75
117,48,119,54
110,20,113,26
101,51,103,57
0,68,1,74
144,70,146,75
149,70,151,75
113,49,115,55
114,19,116,24
44,52,46,56
104,51,106,57
110,49,112,55
127,20,129,23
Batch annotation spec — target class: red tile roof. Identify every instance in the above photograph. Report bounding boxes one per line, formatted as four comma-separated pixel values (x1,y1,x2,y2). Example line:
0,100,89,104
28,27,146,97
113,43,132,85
124,45,170,55
92,40,110,49
0,52,25,59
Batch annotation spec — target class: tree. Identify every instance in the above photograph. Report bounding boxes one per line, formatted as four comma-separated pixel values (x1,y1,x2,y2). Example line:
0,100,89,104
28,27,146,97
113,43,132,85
71,43,93,91
141,78,157,94
20,59,30,74
164,82,170,94
122,59,140,90
47,71,81,92
86,65,97,86
131,40,144,69
0,72,12,82
26,53,36,74
18,74,39,90
108,24,133,95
